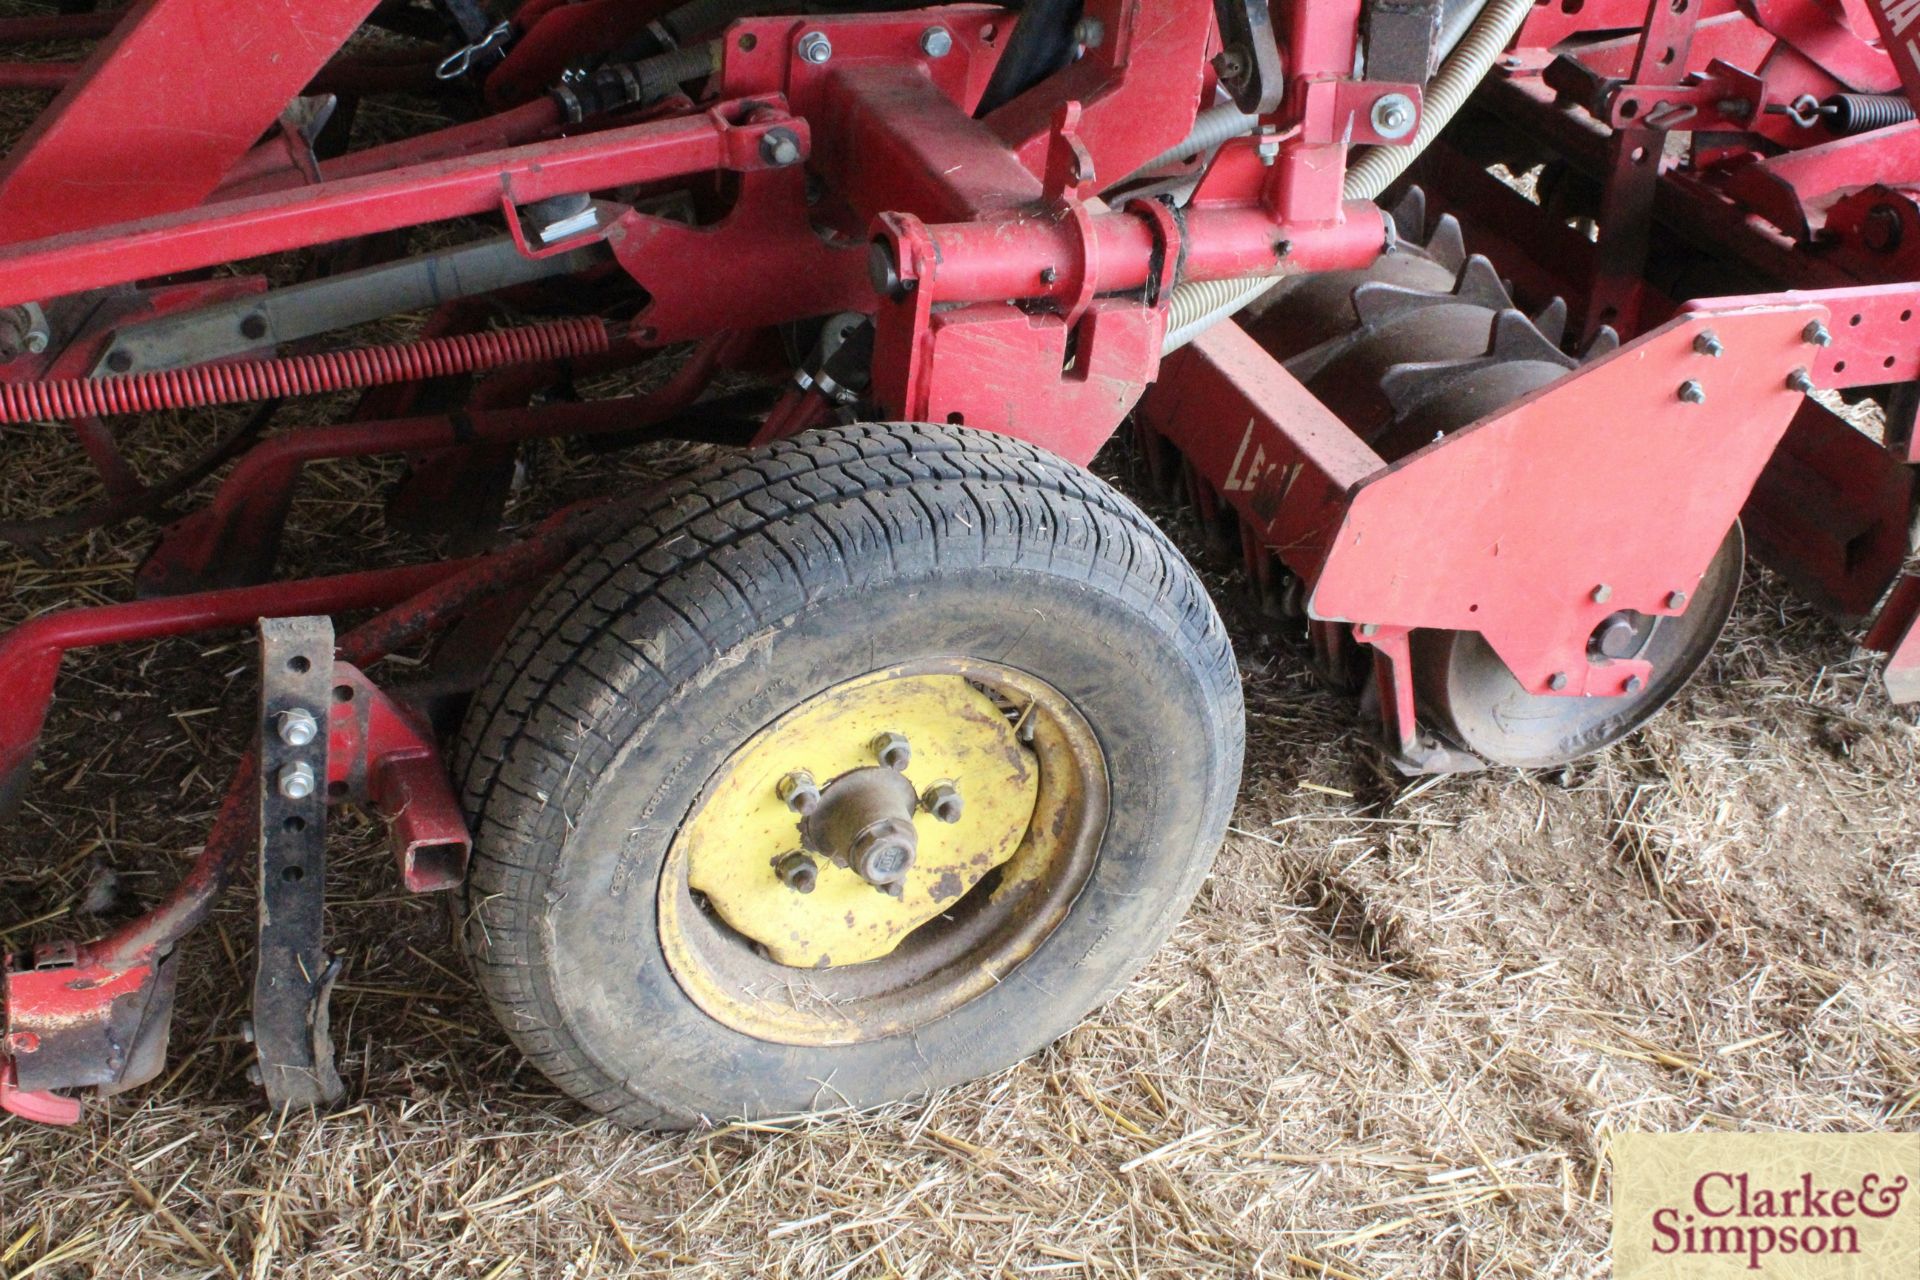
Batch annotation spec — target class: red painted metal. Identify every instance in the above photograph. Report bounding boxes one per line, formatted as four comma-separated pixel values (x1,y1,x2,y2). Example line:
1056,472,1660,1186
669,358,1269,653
0,0,382,245
328,663,470,893
1864,575,1920,703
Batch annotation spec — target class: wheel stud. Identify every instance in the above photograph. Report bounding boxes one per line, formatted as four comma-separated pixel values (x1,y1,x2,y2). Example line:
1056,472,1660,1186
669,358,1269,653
776,770,820,814
872,732,911,770
921,781,963,824
774,851,819,893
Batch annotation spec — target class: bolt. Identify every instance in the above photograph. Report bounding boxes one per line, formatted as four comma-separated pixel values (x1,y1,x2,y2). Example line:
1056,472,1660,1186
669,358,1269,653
240,313,269,341
1693,331,1723,357
1255,124,1280,166
1787,367,1816,394
1039,266,1058,284
774,851,818,893
1359,622,1380,637
106,349,132,374
1548,672,1569,691
919,26,952,57
797,31,832,64
6,1032,39,1054
849,819,917,886
1803,320,1833,347
759,128,801,167
246,1062,263,1086
239,1019,255,1045
922,781,963,824
276,707,318,747
1593,614,1639,660
278,760,316,800
872,732,911,771
776,770,820,815
23,328,46,354
1861,203,1904,253
1591,584,1613,604
1370,92,1416,140
1625,675,1646,694
1677,379,1706,404
1666,590,1688,609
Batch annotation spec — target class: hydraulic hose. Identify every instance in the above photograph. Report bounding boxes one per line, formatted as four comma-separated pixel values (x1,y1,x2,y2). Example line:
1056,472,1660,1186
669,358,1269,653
1159,0,1533,353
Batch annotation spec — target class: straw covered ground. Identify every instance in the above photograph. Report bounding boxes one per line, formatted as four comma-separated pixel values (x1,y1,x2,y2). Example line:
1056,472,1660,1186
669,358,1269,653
0,10,1917,1276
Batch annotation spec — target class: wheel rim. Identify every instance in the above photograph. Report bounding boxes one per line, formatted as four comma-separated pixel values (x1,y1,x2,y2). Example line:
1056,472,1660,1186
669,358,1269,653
658,657,1109,1046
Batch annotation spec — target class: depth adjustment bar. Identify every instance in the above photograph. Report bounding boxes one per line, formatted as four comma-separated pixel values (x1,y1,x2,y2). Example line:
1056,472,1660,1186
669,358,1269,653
251,616,345,1111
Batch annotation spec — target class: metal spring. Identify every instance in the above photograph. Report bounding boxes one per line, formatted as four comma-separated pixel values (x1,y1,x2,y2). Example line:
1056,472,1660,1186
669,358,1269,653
0,317,610,423
1825,93,1918,134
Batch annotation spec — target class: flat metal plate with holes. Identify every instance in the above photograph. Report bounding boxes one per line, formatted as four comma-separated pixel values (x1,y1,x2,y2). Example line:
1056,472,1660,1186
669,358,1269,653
252,616,345,1111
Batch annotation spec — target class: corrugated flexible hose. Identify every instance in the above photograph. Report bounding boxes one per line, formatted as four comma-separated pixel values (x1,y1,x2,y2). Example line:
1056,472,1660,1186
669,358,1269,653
1160,0,1534,354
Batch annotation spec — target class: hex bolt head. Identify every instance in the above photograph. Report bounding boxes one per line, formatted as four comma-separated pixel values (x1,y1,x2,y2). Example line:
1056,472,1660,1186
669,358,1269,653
239,1019,255,1045
1803,320,1833,347
776,770,820,815
1692,331,1723,358
1625,675,1646,694
921,782,963,824
1548,672,1569,691
1786,367,1816,394
1591,584,1612,604
278,760,316,800
276,707,319,747
872,731,912,771
774,851,819,894
759,129,801,167
919,26,953,57
1370,92,1416,140
850,820,917,885
23,329,47,354
1666,590,1688,609
797,31,832,64
1677,379,1706,404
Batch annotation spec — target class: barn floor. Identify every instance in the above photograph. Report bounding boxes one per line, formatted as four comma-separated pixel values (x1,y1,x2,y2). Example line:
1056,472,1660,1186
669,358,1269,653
0,383,1915,1278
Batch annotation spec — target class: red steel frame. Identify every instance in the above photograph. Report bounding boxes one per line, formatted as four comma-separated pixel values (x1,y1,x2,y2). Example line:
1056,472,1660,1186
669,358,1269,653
0,0,1915,1120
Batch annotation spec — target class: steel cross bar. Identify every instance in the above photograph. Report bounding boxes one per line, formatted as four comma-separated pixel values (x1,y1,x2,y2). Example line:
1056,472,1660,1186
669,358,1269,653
0,101,807,312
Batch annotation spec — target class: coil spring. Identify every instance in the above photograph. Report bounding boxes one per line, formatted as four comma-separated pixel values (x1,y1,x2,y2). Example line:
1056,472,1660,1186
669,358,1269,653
0,317,611,424
1826,93,1918,135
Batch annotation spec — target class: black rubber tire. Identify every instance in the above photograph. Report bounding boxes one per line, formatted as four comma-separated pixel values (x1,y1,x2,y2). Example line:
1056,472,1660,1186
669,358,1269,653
453,424,1244,1128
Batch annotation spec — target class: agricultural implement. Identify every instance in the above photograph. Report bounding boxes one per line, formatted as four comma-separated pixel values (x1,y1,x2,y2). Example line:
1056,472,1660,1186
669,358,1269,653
0,0,1915,1127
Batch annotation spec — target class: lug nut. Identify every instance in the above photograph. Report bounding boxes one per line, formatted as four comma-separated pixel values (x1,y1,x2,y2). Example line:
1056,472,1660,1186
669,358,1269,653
774,851,819,893
276,707,318,747
872,732,911,771
1677,379,1706,404
278,760,316,800
920,26,952,57
921,782,963,824
777,770,820,815
1803,320,1833,347
797,31,832,64
1786,367,1816,394
1693,331,1723,357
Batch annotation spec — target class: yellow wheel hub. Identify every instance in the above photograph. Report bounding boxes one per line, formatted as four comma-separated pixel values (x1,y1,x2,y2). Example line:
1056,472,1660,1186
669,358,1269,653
674,668,1041,967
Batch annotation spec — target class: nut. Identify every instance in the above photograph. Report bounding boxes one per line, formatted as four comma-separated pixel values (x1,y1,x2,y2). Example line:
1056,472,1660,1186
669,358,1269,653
777,770,820,815
849,817,917,886
774,851,819,893
277,707,319,747
1370,92,1416,140
872,731,911,771
921,782,963,824
278,760,316,800
797,31,832,64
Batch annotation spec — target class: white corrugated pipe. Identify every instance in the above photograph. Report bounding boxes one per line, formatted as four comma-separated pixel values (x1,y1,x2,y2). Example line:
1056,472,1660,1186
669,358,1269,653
1159,0,1534,354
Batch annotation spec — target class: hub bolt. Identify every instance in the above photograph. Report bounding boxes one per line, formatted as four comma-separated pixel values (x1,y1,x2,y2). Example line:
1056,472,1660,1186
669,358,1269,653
777,770,820,815
1803,320,1833,347
1786,368,1816,394
849,820,917,886
1693,331,1723,358
774,851,819,893
1677,379,1706,404
872,732,912,771
797,31,832,64
920,26,952,57
921,782,963,824
276,707,319,747
278,761,316,800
